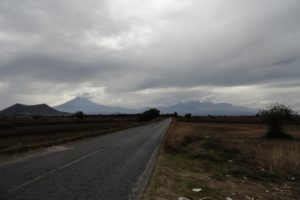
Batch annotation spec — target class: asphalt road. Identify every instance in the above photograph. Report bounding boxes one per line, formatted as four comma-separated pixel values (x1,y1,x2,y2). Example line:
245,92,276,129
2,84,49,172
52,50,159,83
0,119,171,200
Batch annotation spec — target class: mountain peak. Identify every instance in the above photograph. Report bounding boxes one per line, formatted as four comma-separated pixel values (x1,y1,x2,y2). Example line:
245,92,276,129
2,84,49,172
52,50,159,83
74,96,88,99
54,97,256,115
54,96,138,114
71,96,92,102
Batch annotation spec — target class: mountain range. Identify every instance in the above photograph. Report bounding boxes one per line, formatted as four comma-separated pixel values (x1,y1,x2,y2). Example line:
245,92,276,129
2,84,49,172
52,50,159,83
0,96,257,116
159,101,256,115
54,96,256,115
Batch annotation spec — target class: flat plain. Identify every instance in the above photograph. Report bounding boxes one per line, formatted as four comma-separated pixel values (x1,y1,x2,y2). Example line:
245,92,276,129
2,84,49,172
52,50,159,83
0,116,143,158
144,120,300,200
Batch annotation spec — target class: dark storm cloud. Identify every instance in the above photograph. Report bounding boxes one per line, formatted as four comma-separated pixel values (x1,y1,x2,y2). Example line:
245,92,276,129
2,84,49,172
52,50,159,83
0,51,127,83
0,0,300,108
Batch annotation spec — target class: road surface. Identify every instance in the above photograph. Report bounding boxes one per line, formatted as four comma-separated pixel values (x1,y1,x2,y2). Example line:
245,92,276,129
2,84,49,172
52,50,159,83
0,119,171,200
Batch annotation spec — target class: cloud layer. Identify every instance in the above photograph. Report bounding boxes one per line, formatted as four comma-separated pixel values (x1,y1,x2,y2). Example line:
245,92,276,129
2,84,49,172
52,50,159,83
0,0,300,110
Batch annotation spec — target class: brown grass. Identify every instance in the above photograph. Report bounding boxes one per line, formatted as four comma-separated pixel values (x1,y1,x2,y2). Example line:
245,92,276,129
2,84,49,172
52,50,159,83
143,120,300,200
247,143,300,176
163,122,202,153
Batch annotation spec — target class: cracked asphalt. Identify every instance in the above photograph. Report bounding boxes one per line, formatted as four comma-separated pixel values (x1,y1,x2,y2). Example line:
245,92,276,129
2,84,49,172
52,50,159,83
0,119,171,200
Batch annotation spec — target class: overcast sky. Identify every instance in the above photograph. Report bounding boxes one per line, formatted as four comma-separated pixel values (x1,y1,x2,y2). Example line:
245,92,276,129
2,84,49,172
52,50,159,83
0,0,300,110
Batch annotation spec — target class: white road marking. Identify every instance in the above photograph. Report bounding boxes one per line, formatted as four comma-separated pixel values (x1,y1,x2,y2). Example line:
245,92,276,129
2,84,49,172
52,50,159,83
6,148,102,193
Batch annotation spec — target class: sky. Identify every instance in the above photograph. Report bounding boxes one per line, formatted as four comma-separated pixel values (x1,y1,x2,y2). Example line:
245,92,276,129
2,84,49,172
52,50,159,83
0,0,300,110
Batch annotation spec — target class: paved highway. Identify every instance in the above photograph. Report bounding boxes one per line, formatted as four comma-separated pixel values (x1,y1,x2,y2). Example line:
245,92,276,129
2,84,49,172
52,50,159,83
0,119,171,200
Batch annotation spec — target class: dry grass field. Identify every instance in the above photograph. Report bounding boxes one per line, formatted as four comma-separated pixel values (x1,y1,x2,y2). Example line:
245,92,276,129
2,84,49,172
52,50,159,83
0,117,143,157
143,120,300,200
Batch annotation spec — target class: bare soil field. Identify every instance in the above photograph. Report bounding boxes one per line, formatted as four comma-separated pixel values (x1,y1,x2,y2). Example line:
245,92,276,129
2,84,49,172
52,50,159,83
143,120,300,200
0,116,143,157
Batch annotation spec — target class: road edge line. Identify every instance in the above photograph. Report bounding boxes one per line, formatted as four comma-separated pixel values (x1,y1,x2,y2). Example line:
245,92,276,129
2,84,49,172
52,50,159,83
130,119,171,200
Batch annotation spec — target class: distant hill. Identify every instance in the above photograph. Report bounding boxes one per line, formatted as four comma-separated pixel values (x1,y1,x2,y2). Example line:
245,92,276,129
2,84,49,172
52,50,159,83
159,101,256,116
54,96,140,114
0,104,69,117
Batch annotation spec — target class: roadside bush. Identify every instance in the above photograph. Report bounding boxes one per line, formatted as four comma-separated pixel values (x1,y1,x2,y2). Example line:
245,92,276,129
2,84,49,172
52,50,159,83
185,113,192,119
139,108,160,121
173,112,178,117
258,103,297,139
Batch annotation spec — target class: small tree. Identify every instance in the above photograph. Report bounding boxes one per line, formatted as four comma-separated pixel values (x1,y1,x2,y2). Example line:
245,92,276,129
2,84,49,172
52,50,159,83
146,108,160,117
140,108,160,121
185,113,192,119
173,112,178,118
258,104,297,139
75,111,85,120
